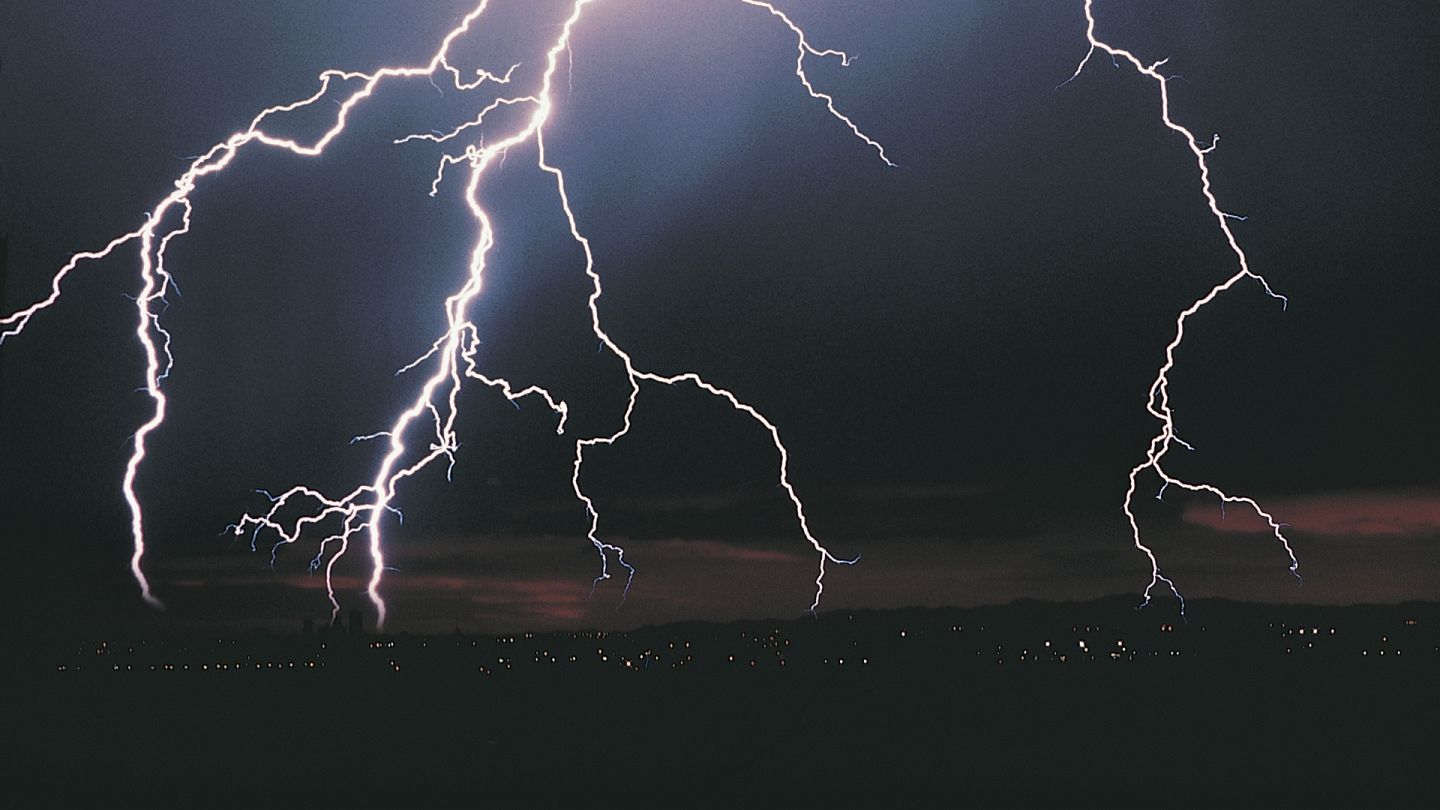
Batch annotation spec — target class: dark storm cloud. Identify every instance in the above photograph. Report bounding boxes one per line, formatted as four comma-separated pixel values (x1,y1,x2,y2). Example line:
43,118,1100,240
146,532,819,632
2,1,1437,634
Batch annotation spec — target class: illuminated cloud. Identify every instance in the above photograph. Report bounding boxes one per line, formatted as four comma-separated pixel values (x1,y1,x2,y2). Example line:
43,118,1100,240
648,538,802,564
1184,490,1440,538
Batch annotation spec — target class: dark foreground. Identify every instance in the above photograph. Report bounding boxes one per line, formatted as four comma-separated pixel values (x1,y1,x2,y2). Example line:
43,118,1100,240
16,598,1438,801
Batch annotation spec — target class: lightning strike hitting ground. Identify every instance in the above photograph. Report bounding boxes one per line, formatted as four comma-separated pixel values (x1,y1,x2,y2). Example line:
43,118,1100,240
1,0,881,629
1064,0,1300,613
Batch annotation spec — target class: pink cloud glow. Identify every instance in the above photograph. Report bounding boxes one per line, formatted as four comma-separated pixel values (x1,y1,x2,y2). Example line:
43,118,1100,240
1184,490,1440,537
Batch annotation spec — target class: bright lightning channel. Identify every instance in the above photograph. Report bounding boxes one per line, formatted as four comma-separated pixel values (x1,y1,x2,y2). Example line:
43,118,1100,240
1,0,884,629
1064,0,1300,614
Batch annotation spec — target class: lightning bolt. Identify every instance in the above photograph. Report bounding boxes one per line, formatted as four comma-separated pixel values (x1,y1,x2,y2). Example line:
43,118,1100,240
1064,0,1300,613
2,0,882,629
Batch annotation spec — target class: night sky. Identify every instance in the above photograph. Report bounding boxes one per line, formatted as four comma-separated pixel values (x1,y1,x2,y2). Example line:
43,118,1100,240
2,0,1436,636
